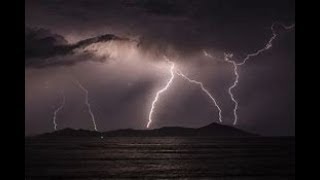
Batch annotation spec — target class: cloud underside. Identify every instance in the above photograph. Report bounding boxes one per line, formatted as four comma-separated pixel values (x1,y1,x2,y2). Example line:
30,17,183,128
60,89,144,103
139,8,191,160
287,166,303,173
25,27,133,68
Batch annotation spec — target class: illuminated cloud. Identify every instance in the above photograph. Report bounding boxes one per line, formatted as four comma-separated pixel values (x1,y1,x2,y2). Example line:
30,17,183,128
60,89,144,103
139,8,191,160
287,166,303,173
25,0,295,136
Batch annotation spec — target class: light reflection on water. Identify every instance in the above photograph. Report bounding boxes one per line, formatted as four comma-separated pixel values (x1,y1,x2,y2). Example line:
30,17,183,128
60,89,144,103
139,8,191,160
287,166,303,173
25,137,295,179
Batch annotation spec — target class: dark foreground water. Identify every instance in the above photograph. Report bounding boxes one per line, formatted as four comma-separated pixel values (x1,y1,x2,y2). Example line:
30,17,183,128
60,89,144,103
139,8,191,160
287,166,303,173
25,137,295,179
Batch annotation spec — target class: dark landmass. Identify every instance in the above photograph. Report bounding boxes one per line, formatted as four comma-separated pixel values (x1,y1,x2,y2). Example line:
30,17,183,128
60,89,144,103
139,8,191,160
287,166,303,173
25,123,294,179
32,122,258,138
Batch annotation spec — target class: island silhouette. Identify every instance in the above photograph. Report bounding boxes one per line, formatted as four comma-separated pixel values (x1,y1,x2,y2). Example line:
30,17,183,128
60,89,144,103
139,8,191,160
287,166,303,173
34,122,258,138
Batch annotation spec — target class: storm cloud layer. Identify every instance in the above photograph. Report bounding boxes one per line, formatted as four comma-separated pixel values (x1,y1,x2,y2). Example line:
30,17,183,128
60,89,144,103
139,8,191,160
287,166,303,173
25,27,133,67
25,0,295,136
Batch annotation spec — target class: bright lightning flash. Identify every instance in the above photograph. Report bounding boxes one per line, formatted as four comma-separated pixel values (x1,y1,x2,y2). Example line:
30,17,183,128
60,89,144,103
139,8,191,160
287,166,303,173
223,53,239,125
205,22,295,125
147,56,223,128
52,91,65,130
238,22,295,66
175,70,223,123
74,79,98,131
147,58,175,128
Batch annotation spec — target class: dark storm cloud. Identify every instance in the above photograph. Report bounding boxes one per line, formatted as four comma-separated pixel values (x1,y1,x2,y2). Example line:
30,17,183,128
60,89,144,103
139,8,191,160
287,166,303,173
25,27,132,67
25,27,68,60
25,0,293,55
25,0,295,136
25,0,296,65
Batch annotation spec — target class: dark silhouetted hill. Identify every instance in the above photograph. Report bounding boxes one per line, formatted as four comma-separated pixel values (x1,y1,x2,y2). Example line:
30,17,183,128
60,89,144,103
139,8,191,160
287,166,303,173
35,123,258,138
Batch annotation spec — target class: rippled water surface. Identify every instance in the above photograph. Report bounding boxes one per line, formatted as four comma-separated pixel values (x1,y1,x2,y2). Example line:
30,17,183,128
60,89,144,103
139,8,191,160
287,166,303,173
25,137,295,179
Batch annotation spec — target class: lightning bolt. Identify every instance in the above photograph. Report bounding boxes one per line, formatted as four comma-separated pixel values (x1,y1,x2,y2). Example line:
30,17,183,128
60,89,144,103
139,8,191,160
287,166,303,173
147,58,175,128
52,91,65,130
175,70,223,123
223,53,239,125
147,56,223,128
205,22,295,125
238,22,295,66
74,79,98,131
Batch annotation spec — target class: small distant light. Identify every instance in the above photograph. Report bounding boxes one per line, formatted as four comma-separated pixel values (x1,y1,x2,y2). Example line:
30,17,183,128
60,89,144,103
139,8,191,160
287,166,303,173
100,136,104,139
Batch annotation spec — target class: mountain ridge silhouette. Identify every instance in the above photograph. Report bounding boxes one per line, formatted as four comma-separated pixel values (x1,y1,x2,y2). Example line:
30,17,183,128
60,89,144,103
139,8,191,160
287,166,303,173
33,122,258,138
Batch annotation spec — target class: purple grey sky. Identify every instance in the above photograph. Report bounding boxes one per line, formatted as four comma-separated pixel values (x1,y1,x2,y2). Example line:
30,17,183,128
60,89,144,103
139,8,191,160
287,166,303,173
25,0,295,136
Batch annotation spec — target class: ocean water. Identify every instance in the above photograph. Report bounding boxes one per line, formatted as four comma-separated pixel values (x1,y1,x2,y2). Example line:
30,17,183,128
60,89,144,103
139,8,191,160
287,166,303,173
25,137,295,179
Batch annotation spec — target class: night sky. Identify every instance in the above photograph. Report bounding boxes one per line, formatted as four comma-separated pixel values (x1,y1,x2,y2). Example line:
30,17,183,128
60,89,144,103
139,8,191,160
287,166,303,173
25,0,295,136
